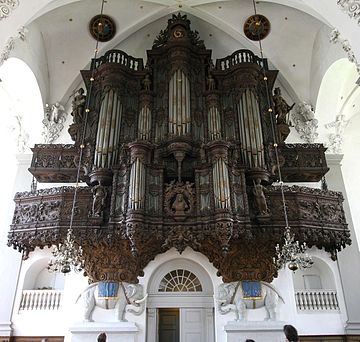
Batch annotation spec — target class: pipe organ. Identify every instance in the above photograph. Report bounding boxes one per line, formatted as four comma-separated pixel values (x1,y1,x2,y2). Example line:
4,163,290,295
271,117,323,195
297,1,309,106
94,89,123,169
236,89,265,168
168,69,191,136
9,14,350,285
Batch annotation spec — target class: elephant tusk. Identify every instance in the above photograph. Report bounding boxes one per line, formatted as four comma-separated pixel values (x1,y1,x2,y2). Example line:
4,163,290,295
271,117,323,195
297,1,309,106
134,293,148,304
216,299,228,304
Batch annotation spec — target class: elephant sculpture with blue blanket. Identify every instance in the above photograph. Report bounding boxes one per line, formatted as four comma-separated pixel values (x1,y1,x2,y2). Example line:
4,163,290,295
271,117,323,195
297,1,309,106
216,281,284,321
76,281,147,322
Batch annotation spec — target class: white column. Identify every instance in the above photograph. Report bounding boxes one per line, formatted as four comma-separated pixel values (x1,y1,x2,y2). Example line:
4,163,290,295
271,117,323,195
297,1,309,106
326,154,360,334
0,153,32,338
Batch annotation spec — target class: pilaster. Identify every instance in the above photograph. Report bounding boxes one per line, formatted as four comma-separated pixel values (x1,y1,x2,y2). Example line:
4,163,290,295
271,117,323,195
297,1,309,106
326,154,360,334
0,153,32,338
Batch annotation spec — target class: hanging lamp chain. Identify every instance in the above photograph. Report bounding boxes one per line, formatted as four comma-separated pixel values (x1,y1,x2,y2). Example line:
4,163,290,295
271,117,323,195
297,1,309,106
48,0,107,274
251,0,313,271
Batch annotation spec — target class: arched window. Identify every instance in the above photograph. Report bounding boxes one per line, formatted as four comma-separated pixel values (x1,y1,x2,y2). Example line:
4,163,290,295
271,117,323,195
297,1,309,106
316,58,360,249
0,57,43,238
158,269,202,292
292,257,339,311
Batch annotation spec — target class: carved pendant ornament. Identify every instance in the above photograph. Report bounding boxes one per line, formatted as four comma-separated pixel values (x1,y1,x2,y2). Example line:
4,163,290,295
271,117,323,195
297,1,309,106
8,14,350,284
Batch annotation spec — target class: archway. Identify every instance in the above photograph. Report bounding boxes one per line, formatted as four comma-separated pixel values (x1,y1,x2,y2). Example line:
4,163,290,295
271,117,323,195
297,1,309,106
292,257,339,311
0,57,43,245
146,258,215,342
315,58,360,248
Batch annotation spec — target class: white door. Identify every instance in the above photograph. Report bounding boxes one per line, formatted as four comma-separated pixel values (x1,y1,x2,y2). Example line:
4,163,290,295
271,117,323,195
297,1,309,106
180,308,214,342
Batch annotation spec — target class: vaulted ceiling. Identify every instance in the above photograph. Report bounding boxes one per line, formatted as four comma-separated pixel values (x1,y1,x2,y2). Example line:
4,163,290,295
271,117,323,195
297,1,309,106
2,0,357,108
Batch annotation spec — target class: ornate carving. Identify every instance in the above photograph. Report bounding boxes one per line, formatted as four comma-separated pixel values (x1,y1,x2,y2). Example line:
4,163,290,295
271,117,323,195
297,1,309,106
252,179,269,216
162,226,202,254
0,26,26,66
164,181,195,220
91,185,107,217
290,102,318,143
330,28,360,76
42,102,67,143
325,114,349,154
153,13,205,49
7,15,351,284
337,0,360,26
273,87,293,143
0,0,19,20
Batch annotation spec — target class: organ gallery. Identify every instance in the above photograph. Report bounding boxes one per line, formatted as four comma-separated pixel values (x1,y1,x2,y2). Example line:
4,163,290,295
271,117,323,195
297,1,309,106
8,14,350,286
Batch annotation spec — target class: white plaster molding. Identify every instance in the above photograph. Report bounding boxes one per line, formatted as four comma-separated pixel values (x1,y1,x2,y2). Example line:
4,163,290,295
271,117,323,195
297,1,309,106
337,0,360,26
290,102,318,143
324,114,349,154
10,113,29,153
42,102,67,143
0,26,27,67
329,28,360,77
0,321,12,336
0,0,19,20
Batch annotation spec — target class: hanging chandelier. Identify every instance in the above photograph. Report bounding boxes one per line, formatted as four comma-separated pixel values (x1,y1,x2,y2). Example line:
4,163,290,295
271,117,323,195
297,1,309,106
47,0,107,274
274,226,313,271
48,228,84,274
248,0,313,272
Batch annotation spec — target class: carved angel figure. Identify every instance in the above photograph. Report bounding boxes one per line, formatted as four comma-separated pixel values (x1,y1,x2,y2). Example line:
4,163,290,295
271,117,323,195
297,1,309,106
273,87,294,125
253,179,269,215
92,185,107,217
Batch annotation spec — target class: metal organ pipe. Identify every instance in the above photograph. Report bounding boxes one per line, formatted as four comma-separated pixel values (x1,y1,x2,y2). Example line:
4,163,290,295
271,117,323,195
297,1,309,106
94,89,123,169
168,70,190,136
138,106,151,140
213,158,230,209
237,89,264,169
128,158,146,210
208,107,221,140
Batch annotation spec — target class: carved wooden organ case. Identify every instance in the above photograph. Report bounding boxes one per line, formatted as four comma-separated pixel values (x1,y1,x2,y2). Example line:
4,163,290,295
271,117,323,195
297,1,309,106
8,14,351,283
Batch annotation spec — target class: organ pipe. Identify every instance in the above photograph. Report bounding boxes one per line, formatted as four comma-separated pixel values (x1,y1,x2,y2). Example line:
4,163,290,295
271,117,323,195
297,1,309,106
128,158,146,210
94,89,123,169
168,69,191,136
138,105,151,141
208,106,221,140
236,89,264,168
212,158,230,209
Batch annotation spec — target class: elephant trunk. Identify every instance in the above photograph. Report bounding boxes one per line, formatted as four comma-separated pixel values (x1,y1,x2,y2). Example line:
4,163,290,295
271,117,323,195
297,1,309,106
133,293,148,304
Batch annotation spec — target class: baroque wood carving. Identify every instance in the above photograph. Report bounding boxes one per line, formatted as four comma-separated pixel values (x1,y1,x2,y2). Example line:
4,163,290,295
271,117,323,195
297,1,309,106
8,14,351,284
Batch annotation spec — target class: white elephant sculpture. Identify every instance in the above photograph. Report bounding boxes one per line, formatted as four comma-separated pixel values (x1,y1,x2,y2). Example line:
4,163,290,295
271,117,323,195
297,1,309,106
76,282,148,322
216,281,284,321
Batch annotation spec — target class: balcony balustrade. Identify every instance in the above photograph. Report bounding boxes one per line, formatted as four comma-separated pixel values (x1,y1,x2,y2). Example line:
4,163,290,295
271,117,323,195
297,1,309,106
295,290,339,311
19,289,63,311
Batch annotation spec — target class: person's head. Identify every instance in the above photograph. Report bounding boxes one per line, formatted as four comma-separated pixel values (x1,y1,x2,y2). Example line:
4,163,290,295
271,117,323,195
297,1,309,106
283,324,298,342
97,332,107,342
245,339,255,342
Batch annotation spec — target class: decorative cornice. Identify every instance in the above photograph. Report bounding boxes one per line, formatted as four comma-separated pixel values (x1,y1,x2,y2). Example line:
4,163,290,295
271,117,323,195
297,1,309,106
330,28,360,76
0,26,26,67
0,0,19,20
337,0,360,26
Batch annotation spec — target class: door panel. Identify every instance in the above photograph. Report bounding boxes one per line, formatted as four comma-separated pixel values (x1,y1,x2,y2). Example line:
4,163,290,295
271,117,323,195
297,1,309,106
158,308,180,342
180,308,205,342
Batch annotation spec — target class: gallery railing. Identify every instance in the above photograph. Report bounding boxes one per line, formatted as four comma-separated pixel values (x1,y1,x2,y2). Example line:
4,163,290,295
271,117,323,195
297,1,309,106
295,290,339,311
19,289,63,311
